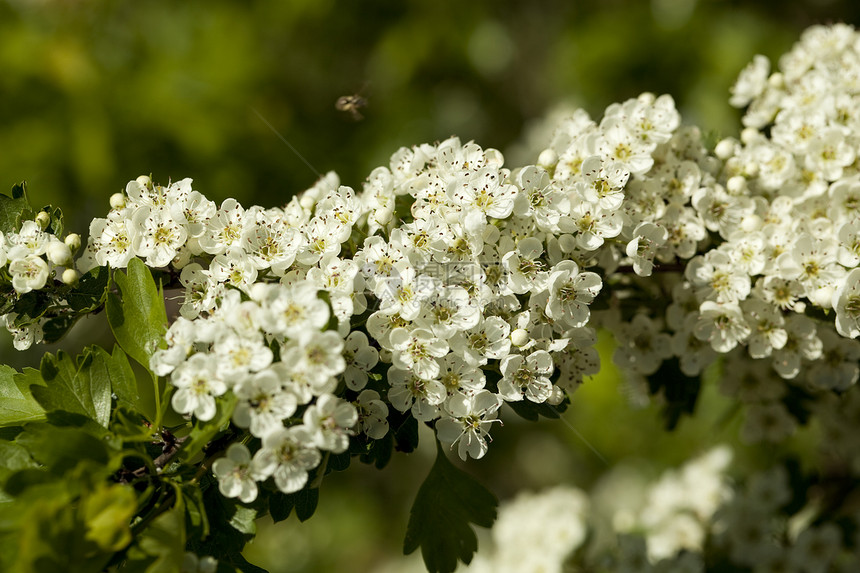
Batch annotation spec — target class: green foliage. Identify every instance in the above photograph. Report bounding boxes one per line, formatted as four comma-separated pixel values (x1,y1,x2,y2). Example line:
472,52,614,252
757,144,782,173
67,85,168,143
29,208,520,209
32,347,113,428
107,258,168,369
0,182,33,236
0,364,45,426
646,357,702,430
403,440,498,573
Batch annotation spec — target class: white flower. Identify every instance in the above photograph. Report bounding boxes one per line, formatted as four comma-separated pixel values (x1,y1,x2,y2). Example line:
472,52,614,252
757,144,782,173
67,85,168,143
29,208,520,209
353,389,389,440
625,222,668,277
449,167,517,233
389,327,449,380
613,314,673,375
438,354,486,397
693,301,750,353
213,333,273,378
170,353,228,421
415,285,481,339
131,205,188,267
303,394,358,453
833,268,860,338
233,369,298,437
501,237,548,294
8,253,50,294
498,350,554,403
282,330,346,385
576,155,629,211
436,390,502,460
387,366,446,421
199,198,247,255
212,443,258,503
450,316,512,367
545,260,602,328
341,331,379,391
251,426,321,494
741,298,787,359
209,250,258,288
730,54,770,107
251,281,329,340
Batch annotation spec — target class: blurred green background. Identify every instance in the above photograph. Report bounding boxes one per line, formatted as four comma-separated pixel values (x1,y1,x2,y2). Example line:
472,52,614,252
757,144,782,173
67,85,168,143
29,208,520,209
1,0,858,571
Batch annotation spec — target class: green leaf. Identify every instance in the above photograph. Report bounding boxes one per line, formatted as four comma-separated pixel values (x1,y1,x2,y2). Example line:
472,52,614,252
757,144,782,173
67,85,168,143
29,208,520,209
41,314,80,344
14,425,109,476
0,441,38,485
106,258,168,369
127,502,187,573
0,182,33,235
11,291,52,326
31,347,112,428
178,393,238,463
67,265,110,312
183,484,210,540
81,482,137,552
107,345,141,412
646,358,701,431
403,440,497,573
0,365,45,427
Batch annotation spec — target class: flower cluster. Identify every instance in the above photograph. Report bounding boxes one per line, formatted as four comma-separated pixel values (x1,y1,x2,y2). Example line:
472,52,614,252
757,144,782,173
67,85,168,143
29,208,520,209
436,445,860,573
0,212,81,349
6,24,860,521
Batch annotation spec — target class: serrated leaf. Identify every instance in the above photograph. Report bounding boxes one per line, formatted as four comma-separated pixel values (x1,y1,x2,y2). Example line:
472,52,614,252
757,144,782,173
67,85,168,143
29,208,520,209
0,365,45,426
107,345,140,412
403,440,497,573
67,265,110,312
0,182,33,235
31,347,111,428
106,258,167,369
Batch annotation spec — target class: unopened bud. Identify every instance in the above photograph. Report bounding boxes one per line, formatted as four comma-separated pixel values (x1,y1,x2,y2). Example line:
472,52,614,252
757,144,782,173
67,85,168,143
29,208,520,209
61,268,80,285
537,149,558,170
727,176,747,194
109,193,126,210
740,127,759,145
35,211,51,230
46,240,72,266
714,138,736,160
511,328,529,347
64,233,81,253
136,175,152,188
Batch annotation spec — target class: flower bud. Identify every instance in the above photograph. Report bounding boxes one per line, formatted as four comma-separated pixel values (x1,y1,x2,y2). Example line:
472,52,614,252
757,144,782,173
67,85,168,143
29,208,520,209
511,328,529,347
714,138,736,160
109,193,126,210
537,149,558,170
740,127,759,145
46,240,72,266
136,175,152,188
35,211,51,230
64,232,81,253
61,268,80,285
727,175,747,194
